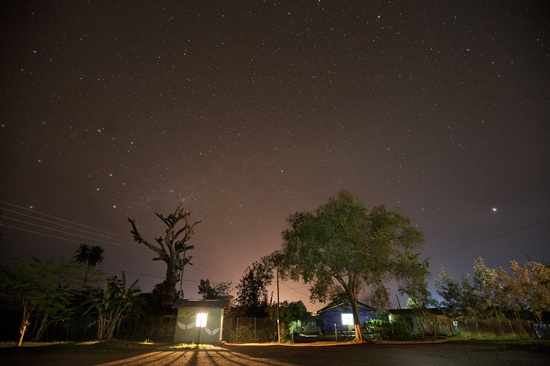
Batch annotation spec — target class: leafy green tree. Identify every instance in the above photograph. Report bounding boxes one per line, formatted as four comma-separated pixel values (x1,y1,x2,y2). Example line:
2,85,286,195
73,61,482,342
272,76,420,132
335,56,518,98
283,300,308,323
237,261,273,317
277,190,428,343
460,274,485,319
0,258,72,345
84,272,144,340
437,258,550,323
198,279,232,299
472,257,504,319
128,203,201,306
435,266,465,320
266,300,309,340
283,300,308,336
497,264,521,320
508,260,550,323
32,259,93,341
436,265,489,320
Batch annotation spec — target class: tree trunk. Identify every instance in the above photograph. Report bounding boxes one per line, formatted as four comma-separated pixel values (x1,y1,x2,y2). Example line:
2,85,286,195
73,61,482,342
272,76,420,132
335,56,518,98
105,322,116,341
83,265,90,287
348,292,366,343
18,301,31,346
97,315,106,340
163,261,178,306
18,319,30,346
104,303,124,341
354,324,365,343
33,314,49,341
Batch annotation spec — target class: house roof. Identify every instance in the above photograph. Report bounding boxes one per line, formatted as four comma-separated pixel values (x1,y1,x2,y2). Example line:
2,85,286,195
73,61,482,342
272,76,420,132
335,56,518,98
173,298,230,309
317,300,375,314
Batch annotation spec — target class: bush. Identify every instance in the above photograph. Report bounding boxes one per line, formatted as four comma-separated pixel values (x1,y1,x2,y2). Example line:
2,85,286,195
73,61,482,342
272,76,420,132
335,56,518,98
236,325,254,342
366,318,410,340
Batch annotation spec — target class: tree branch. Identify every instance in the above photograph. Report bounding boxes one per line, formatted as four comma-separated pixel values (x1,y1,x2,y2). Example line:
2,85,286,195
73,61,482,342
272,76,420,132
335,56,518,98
127,218,166,261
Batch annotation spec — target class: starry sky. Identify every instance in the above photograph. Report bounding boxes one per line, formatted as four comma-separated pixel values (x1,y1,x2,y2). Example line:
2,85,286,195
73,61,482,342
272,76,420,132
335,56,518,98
1,1,549,312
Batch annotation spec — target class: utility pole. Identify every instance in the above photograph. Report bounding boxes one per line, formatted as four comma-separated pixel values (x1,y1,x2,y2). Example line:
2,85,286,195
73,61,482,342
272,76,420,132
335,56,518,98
276,268,281,343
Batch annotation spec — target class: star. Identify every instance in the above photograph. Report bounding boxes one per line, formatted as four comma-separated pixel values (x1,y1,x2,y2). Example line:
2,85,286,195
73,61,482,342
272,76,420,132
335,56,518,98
0,0,548,313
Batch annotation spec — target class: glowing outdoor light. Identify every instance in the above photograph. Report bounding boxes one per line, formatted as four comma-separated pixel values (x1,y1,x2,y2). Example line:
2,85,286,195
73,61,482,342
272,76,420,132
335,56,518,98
341,313,354,326
196,313,208,328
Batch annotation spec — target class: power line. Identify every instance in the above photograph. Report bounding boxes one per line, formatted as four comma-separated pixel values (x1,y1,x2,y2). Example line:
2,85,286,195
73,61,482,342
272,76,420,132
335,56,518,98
279,280,310,298
1,208,128,243
193,260,241,283
0,204,240,290
0,223,123,247
100,266,201,283
0,200,311,298
0,200,127,239
428,217,550,257
0,200,142,254
1,217,129,247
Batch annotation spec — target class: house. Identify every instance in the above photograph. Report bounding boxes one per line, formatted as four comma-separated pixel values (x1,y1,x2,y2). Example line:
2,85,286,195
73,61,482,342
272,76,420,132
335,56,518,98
173,299,230,344
316,300,375,333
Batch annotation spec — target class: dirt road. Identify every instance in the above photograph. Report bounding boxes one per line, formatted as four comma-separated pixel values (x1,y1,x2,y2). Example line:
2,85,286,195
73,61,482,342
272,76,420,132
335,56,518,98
1,341,548,366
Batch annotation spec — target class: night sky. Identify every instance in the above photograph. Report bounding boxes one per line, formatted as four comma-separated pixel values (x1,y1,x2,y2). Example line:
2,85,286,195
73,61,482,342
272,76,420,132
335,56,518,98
1,1,549,312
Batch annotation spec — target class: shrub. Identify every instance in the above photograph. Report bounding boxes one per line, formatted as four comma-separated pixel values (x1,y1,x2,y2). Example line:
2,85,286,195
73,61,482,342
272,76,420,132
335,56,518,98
236,325,254,342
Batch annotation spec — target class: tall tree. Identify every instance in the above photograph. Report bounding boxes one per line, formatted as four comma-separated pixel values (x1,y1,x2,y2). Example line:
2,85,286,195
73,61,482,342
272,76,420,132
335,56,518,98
33,259,89,341
198,279,232,299
72,244,105,287
277,190,428,343
435,266,466,320
508,260,550,323
472,257,503,319
436,265,494,321
128,203,201,306
0,258,72,345
237,261,274,317
436,258,550,322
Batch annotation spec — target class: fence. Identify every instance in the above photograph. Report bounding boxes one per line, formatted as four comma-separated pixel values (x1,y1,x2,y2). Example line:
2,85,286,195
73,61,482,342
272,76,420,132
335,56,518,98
532,324,550,339
369,315,536,340
451,318,532,338
223,317,276,343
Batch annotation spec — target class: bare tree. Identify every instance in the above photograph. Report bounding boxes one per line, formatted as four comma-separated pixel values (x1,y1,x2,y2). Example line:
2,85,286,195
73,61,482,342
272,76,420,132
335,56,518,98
128,203,201,306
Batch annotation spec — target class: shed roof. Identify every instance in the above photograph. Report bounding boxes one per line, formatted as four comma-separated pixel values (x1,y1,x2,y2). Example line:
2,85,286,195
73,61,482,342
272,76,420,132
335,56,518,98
173,298,230,309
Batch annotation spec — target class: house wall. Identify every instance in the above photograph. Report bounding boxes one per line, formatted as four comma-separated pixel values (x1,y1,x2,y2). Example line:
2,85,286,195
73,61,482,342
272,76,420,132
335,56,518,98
322,307,372,332
174,307,224,344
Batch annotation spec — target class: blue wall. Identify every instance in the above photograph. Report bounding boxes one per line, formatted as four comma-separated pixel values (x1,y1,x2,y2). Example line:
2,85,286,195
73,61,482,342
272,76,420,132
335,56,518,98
321,306,372,332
